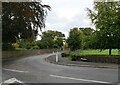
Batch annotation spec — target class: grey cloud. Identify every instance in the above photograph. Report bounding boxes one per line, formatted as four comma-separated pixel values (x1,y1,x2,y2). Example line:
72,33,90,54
40,0,94,38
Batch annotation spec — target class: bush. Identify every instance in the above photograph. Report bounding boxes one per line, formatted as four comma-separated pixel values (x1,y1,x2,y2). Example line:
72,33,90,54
24,43,32,49
61,53,66,57
70,53,77,61
53,44,59,48
2,43,15,51
12,43,19,48
63,43,68,48
32,46,39,49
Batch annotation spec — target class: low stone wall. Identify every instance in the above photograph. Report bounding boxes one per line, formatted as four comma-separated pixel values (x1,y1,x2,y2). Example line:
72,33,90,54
77,55,120,64
62,53,120,64
2,49,67,61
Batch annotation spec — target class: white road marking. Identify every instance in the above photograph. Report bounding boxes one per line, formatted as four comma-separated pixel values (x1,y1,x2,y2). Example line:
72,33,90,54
3,68,28,73
1,78,23,84
50,75,111,84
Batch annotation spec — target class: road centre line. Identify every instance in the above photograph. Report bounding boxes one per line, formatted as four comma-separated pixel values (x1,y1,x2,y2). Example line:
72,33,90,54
50,75,111,84
3,68,28,73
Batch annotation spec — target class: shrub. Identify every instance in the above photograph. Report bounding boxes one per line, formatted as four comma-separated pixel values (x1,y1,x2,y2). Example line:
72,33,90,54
63,43,68,48
2,43,15,51
53,44,59,48
12,43,19,48
61,53,66,57
24,43,32,49
32,46,39,49
70,53,77,61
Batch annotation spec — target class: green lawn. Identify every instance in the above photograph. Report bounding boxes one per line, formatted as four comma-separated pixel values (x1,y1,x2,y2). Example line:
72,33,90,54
72,49,120,55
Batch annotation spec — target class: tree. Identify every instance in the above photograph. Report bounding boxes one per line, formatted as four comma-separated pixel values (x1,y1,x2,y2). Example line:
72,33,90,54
39,37,54,49
56,31,65,38
67,28,83,51
54,37,63,48
2,2,50,44
79,27,94,49
87,2,120,55
40,30,65,49
42,30,65,39
79,27,94,36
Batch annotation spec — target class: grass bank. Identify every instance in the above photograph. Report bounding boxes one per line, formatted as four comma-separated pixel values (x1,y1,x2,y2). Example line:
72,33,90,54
71,49,120,55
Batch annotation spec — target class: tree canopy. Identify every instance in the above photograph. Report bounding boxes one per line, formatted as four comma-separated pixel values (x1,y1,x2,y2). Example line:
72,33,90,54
2,2,50,43
87,2,120,55
79,27,94,49
40,30,65,49
79,27,94,36
67,28,83,51
54,37,63,48
41,30,65,39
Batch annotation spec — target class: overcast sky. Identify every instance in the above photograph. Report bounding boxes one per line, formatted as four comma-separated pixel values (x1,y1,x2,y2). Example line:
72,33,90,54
37,0,95,40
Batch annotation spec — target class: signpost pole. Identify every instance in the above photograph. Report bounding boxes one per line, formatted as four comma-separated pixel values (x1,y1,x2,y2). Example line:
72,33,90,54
56,50,58,62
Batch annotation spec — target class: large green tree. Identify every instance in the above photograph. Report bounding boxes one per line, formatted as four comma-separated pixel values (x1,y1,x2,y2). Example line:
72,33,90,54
42,30,65,39
79,27,94,49
87,2,120,55
36,30,65,49
79,27,94,36
67,28,83,51
2,2,50,43
40,37,54,49
54,37,63,48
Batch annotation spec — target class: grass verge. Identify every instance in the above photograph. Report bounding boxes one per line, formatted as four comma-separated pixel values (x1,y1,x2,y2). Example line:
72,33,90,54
72,49,120,55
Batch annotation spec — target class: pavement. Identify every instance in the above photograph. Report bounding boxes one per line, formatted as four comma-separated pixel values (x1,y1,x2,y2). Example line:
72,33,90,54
1,53,119,84
46,54,118,69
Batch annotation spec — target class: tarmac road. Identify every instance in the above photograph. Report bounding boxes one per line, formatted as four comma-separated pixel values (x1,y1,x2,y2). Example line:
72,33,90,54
2,53,118,84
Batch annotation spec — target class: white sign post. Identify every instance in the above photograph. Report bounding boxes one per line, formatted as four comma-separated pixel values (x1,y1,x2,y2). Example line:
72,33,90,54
53,51,54,54
56,51,58,62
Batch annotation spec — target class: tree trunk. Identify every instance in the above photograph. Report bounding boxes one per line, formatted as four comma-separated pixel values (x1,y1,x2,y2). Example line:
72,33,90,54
109,48,111,56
